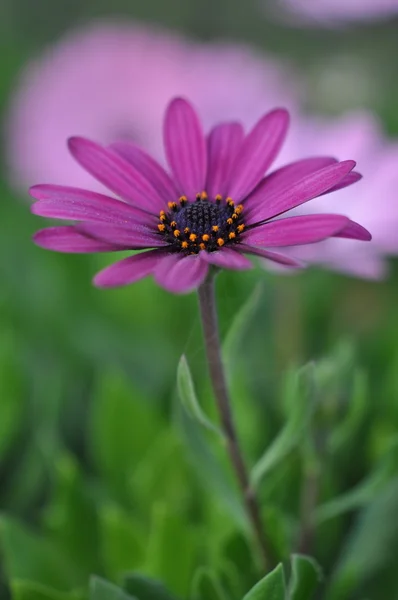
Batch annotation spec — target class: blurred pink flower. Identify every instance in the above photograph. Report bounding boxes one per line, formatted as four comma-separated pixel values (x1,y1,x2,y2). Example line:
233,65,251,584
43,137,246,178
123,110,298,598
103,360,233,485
7,21,298,192
274,112,398,278
7,21,398,279
275,0,398,26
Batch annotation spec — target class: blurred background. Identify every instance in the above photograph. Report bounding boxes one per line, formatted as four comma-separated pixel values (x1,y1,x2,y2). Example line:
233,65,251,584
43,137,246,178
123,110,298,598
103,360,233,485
1,1,398,599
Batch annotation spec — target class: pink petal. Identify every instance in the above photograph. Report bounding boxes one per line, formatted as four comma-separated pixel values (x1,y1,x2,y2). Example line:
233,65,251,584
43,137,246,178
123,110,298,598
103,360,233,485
68,137,164,211
200,247,252,270
239,243,304,267
163,98,207,200
30,184,153,224
321,171,362,195
33,226,127,253
246,160,356,225
206,122,244,199
110,141,179,203
226,109,289,202
154,252,208,294
333,219,372,241
244,156,337,211
75,223,166,248
93,249,167,288
244,214,350,247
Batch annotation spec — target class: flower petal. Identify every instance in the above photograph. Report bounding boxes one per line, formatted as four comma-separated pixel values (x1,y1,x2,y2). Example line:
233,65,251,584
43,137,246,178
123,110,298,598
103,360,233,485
244,214,350,247
246,160,356,225
93,249,167,288
226,108,289,201
200,247,252,270
30,184,153,224
244,156,337,211
75,223,166,248
239,243,304,267
154,252,208,294
68,137,164,211
163,98,207,200
206,122,244,199
321,171,362,195
110,141,179,203
333,219,372,241
33,226,127,253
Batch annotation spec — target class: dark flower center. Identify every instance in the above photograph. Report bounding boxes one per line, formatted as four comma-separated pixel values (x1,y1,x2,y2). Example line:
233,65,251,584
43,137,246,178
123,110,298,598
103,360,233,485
157,192,245,254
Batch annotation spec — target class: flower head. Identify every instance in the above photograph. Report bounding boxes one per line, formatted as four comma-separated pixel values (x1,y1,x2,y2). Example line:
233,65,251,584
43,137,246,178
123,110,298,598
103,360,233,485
31,98,370,294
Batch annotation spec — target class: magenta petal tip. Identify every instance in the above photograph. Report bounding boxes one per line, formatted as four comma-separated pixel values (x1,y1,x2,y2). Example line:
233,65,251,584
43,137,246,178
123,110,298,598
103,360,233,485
334,220,372,241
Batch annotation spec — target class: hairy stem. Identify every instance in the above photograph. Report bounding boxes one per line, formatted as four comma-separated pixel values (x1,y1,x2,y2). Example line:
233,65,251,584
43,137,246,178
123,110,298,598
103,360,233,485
197,273,274,571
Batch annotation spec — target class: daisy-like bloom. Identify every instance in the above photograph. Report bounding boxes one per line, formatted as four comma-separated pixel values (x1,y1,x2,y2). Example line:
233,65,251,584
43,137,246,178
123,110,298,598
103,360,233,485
7,21,298,193
31,98,370,294
274,111,398,279
274,0,398,26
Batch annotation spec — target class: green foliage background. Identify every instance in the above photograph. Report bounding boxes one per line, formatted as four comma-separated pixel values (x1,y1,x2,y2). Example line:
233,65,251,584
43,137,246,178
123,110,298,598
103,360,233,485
0,1,398,599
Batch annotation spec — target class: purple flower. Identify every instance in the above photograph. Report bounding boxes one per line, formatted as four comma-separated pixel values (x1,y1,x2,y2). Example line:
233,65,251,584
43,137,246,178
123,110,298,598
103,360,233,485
31,98,370,294
273,0,398,26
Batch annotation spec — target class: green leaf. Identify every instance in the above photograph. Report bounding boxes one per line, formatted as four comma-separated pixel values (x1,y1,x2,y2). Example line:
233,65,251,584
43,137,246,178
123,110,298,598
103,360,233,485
130,428,197,516
144,503,196,597
327,369,368,454
222,282,263,373
43,453,100,581
190,568,228,600
11,580,86,600
326,477,398,600
314,436,398,524
0,328,25,458
89,577,136,600
124,573,178,600
0,516,75,590
90,368,163,502
243,564,286,600
288,555,322,600
99,505,145,581
177,407,246,529
251,364,316,488
177,355,223,438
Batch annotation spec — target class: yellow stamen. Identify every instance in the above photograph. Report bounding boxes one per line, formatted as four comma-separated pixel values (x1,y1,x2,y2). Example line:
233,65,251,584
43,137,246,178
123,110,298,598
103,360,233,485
174,230,181,237
158,224,165,232
182,241,189,249
217,238,225,247
227,218,233,225
168,201,177,210
235,204,244,214
159,214,166,222
202,234,210,242
212,225,219,232
232,213,238,220
170,220,177,228
189,233,197,242
229,232,236,240
179,195,187,205
184,227,190,234
199,243,206,250
200,190,208,200
226,197,234,207
215,194,222,202
237,224,245,233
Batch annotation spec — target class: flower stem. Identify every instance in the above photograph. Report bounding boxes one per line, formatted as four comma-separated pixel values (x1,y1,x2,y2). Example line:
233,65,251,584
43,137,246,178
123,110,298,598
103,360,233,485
197,273,273,571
